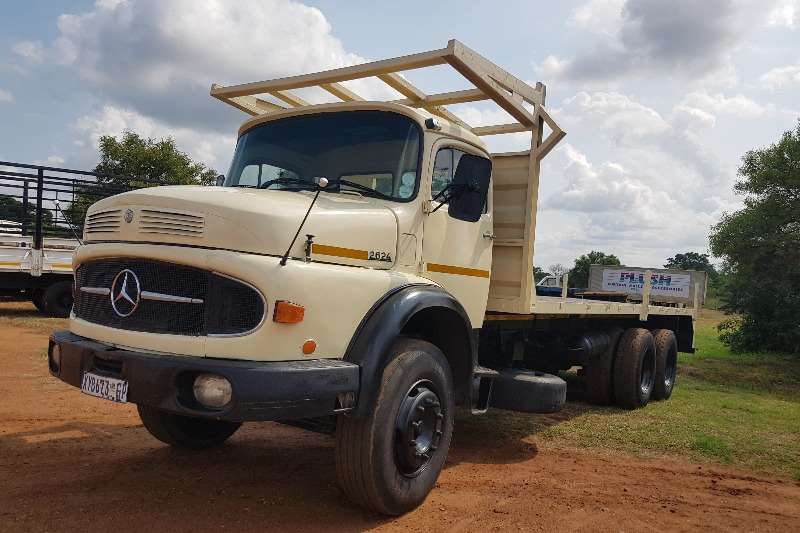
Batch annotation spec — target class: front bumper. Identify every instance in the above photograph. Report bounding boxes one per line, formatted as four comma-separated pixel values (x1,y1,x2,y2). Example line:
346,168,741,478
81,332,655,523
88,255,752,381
48,331,360,422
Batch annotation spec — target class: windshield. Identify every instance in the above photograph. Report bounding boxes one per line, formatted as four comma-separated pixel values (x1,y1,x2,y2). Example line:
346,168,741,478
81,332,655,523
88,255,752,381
226,111,422,202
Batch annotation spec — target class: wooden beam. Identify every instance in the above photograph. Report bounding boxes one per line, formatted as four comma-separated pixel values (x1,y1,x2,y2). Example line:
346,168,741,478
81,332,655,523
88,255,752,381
211,45,452,98
210,85,285,115
532,105,566,160
393,88,487,107
449,40,544,106
378,73,426,100
447,52,536,127
320,82,363,101
376,72,470,130
270,90,310,107
427,106,471,130
473,123,531,136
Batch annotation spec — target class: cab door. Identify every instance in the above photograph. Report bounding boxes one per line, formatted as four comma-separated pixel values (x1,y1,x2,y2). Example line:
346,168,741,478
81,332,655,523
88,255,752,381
421,142,493,326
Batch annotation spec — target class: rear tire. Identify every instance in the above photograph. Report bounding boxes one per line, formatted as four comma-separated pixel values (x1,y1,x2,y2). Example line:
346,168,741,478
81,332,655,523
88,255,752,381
651,329,678,400
42,280,73,318
613,328,656,409
335,337,454,515
30,288,46,312
137,405,241,450
585,327,624,405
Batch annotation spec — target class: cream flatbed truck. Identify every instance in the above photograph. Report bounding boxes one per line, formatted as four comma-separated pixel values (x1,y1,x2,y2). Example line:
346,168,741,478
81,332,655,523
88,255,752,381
48,40,695,515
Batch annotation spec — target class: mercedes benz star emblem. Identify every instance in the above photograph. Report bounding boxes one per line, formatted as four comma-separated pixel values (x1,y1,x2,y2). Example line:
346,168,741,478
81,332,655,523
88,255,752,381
110,269,141,317
124,208,134,223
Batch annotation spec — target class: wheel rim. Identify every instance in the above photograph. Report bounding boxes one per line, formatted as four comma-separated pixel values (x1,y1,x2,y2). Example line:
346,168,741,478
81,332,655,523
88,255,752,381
394,379,445,478
640,349,656,396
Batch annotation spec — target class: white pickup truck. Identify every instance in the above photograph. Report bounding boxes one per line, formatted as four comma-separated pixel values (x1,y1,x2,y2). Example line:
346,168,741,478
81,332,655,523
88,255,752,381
48,40,694,515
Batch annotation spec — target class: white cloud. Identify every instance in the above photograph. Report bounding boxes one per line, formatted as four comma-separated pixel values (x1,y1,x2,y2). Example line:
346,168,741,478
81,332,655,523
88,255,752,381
12,40,45,63
556,92,671,139
672,105,716,129
34,155,66,167
767,0,799,28
571,0,626,34
760,64,800,89
74,105,234,171
537,0,740,81
42,0,392,132
0,89,13,102
681,90,768,119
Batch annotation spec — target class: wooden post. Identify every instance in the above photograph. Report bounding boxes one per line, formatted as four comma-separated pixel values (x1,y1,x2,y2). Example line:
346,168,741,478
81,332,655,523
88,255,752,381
640,270,652,321
561,273,569,301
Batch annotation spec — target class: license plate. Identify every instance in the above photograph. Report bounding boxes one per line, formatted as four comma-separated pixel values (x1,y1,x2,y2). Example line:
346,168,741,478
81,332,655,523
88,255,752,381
80,372,129,403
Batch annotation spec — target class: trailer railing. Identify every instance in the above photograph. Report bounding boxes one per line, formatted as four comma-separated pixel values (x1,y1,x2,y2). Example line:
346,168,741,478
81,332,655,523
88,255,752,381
0,161,165,250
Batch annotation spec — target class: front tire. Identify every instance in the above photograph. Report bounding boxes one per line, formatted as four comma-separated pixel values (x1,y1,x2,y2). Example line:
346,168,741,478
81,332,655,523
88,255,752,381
137,405,241,450
335,338,454,515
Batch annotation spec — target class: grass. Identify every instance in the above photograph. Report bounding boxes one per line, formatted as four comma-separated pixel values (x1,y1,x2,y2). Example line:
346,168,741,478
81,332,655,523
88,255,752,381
459,309,800,479
0,301,68,331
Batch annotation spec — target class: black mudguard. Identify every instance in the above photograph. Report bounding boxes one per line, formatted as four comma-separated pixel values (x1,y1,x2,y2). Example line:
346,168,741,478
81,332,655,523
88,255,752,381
344,284,475,417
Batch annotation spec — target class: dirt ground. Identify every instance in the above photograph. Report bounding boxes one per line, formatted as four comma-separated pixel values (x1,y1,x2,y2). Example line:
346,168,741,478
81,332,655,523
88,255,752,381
2,311,799,532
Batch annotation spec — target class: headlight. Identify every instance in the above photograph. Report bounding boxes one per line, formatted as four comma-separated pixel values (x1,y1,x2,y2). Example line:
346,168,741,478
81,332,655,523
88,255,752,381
193,374,232,409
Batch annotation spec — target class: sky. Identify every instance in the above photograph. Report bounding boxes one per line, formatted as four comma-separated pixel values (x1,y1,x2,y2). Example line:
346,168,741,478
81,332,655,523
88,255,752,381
0,0,798,270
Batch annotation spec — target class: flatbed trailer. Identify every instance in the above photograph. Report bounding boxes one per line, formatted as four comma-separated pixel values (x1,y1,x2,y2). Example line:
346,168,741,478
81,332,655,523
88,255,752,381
47,39,695,515
0,162,156,315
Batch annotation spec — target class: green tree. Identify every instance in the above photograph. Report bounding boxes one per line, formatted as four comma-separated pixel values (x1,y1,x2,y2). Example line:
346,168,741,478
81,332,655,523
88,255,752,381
710,121,800,353
66,131,218,225
568,251,621,288
0,196,54,231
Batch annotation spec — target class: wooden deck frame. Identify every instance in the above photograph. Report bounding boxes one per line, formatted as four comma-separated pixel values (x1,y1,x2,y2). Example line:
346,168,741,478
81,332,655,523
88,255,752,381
210,39,564,151
211,40,567,315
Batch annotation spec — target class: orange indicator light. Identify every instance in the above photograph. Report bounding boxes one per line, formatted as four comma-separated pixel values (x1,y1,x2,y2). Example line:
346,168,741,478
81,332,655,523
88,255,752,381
273,300,305,324
302,340,317,355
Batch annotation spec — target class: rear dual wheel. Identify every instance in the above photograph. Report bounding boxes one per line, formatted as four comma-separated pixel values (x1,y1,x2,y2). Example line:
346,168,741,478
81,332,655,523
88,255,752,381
651,329,678,401
613,328,657,409
335,338,454,515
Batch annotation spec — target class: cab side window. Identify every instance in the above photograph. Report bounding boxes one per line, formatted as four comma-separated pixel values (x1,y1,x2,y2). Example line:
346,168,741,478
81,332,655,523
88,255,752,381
431,148,465,202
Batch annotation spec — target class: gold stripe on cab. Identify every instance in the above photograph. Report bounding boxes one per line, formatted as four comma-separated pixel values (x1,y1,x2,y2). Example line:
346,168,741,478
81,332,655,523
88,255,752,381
312,244,369,261
427,263,490,278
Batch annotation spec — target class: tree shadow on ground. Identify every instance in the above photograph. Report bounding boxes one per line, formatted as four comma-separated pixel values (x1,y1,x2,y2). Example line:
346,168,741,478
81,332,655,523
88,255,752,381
0,392,619,531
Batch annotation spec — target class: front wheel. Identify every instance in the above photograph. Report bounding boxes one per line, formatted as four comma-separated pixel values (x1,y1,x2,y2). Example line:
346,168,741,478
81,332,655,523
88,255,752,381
137,405,241,450
335,338,454,515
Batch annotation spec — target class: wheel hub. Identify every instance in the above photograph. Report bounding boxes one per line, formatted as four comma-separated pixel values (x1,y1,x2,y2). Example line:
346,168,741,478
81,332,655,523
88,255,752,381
395,380,444,477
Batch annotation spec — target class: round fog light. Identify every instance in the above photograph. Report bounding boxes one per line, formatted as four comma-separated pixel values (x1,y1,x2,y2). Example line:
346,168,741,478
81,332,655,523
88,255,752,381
193,374,232,409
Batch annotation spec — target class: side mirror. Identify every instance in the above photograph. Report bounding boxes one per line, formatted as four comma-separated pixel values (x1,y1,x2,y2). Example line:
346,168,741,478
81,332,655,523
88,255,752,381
448,154,491,222
215,174,225,187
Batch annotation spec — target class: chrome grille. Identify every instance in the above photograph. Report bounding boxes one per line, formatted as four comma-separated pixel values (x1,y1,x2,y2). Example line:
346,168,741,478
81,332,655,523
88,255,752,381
73,259,264,336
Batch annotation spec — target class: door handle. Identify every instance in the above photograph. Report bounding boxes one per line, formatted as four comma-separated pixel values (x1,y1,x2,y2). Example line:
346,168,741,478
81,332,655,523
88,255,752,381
483,231,495,240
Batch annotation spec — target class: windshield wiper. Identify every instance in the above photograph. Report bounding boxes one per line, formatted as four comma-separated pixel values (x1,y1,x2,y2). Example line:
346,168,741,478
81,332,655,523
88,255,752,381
259,176,316,190
338,179,394,200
